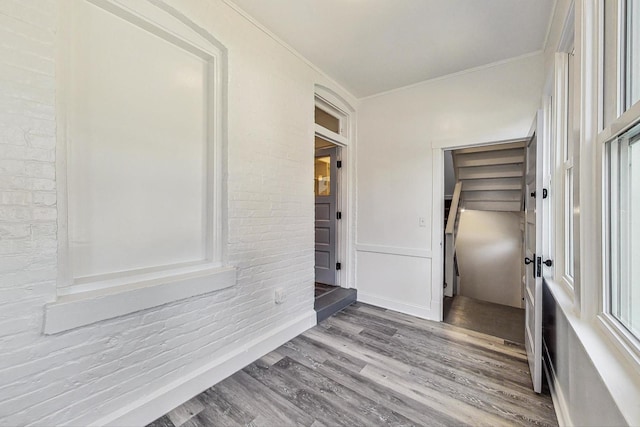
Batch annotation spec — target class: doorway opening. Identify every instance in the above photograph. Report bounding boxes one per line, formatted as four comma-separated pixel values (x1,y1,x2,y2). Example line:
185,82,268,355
314,137,339,288
313,96,356,322
441,142,527,345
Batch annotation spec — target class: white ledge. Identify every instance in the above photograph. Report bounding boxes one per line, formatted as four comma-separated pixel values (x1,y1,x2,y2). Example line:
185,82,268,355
44,266,236,334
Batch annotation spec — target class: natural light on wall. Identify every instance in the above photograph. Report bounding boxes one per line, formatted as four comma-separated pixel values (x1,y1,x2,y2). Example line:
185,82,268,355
607,122,640,338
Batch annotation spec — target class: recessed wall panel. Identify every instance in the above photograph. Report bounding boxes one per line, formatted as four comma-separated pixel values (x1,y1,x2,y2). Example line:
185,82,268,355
67,1,209,280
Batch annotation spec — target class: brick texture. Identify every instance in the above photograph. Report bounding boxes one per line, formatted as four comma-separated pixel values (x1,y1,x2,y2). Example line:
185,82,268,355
0,0,322,424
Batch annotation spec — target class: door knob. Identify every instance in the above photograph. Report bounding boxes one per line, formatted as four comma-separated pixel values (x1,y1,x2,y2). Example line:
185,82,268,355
543,259,553,267
524,257,533,265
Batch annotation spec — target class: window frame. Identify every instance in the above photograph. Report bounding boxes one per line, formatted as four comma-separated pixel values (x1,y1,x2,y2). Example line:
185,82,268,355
624,0,640,110
314,97,349,145
599,0,640,365
552,17,577,297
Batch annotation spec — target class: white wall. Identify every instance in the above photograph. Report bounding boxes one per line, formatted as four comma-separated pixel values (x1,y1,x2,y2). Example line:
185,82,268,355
356,53,544,320
456,210,523,308
0,0,356,425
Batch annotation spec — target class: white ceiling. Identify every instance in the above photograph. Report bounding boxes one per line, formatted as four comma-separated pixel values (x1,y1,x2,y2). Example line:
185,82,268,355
229,0,556,98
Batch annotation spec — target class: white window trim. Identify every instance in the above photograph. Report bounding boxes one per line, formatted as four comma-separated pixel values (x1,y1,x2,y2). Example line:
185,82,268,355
45,0,233,334
598,0,640,373
315,97,347,137
600,118,640,366
542,2,640,423
552,5,577,297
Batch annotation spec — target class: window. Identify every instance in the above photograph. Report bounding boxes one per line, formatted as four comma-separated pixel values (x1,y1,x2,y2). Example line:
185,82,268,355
553,44,577,292
606,122,640,340
604,0,640,122
564,48,576,282
602,0,640,347
625,0,640,109
315,106,341,134
314,97,348,145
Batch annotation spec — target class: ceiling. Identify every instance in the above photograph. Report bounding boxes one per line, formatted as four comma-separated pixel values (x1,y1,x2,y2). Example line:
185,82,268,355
229,0,556,98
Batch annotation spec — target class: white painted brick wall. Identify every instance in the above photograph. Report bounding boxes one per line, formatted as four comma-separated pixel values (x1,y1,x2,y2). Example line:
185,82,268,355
0,0,355,424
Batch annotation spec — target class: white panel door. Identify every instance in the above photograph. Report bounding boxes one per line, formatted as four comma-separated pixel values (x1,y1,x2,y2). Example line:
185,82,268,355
524,113,544,393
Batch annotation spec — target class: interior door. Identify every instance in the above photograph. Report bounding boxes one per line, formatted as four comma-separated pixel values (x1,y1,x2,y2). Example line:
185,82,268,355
524,113,544,393
315,146,338,285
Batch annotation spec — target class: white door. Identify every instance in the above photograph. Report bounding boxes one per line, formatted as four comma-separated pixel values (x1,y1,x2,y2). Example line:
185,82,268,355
524,112,544,393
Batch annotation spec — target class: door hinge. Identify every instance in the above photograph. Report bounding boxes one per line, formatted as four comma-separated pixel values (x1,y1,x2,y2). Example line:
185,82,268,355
336,211,342,220
337,160,342,168
336,262,341,271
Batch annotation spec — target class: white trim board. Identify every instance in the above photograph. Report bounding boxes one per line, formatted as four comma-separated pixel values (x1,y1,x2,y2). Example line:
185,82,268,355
84,310,317,427
355,244,432,259
44,266,236,334
358,292,437,321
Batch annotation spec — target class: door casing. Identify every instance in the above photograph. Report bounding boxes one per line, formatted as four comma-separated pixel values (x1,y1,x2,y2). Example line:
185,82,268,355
314,87,355,289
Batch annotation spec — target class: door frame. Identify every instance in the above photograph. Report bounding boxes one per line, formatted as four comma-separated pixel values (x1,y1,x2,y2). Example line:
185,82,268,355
314,86,355,289
431,137,529,321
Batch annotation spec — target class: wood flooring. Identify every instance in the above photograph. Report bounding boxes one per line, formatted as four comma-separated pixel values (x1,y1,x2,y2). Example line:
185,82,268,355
443,295,526,345
148,303,557,427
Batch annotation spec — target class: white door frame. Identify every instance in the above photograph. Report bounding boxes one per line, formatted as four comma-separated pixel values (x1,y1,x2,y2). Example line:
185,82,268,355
431,137,529,321
524,112,545,393
314,85,356,289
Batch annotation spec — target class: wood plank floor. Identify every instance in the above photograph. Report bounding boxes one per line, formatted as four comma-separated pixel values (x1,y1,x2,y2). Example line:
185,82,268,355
443,295,525,345
315,283,338,298
148,303,557,427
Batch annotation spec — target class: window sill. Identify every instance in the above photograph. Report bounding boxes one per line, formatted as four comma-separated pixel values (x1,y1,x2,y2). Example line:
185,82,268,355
43,265,236,335
545,279,640,424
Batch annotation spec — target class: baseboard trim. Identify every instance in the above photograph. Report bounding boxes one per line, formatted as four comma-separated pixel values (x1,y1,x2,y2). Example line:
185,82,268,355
88,310,317,427
543,353,572,427
357,292,436,321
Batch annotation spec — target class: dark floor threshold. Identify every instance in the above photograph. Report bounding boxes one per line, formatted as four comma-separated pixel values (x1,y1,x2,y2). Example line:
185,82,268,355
314,287,357,323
